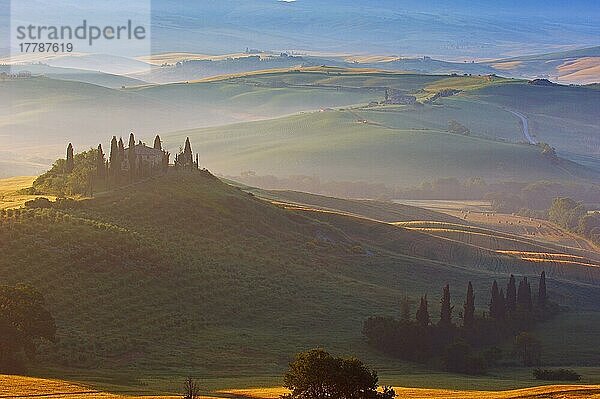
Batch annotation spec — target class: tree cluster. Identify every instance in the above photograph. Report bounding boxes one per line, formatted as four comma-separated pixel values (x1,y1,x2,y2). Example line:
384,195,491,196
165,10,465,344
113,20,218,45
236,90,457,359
282,348,394,399
447,120,471,136
32,133,172,197
548,197,600,244
362,272,556,375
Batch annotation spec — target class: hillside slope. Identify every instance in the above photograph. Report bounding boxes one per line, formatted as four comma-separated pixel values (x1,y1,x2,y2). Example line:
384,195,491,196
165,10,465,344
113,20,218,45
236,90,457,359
1,171,599,383
0,74,380,176
166,110,597,186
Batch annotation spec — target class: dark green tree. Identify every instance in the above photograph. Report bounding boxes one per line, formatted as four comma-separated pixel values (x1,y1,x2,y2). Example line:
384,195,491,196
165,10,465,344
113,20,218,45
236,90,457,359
439,284,453,328
65,143,74,173
517,277,533,312
498,288,506,320
416,296,430,327
109,136,119,183
153,134,162,150
463,282,475,328
489,280,501,320
96,144,105,178
0,285,56,371
514,332,541,367
399,295,411,323
182,137,193,167
506,274,517,312
128,132,136,181
538,271,547,309
118,137,125,164
282,349,394,399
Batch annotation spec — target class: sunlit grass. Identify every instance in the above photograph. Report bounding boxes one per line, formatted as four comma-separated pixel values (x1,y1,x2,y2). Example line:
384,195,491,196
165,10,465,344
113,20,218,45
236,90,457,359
0,176,46,210
220,385,600,399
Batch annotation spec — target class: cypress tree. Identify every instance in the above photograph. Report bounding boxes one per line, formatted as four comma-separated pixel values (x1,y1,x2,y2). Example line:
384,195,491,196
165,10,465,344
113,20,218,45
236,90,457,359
526,278,533,311
506,274,517,312
182,137,193,167
128,132,136,181
517,277,533,312
118,137,125,161
109,136,119,183
538,271,547,309
400,295,411,323
439,284,453,327
517,279,525,309
498,288,506,320
490,280,500,319
153,135,162,150
463,281,475,328
416,295,430,327
65,143,74,173
96,144,105,178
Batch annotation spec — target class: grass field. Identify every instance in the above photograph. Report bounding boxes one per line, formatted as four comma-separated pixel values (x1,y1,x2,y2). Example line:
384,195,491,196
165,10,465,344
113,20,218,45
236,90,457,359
0,175,54,209
0,73,382,175
2,374,600,399
164,108,597,186
222,385,600,399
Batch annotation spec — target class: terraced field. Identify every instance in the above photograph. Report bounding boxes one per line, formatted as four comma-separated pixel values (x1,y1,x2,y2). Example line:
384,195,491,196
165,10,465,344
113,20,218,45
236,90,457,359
251,187,600,286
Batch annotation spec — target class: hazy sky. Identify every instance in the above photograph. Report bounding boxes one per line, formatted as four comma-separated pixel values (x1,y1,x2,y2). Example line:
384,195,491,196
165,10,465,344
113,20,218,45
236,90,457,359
1,0,599,59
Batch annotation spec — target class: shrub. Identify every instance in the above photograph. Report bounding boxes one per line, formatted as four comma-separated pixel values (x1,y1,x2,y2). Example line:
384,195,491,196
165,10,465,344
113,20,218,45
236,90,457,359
24,197,53,209
533,368,581,381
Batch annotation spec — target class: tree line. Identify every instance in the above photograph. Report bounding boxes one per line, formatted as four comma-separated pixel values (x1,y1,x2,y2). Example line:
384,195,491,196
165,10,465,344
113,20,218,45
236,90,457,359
363,272,557,375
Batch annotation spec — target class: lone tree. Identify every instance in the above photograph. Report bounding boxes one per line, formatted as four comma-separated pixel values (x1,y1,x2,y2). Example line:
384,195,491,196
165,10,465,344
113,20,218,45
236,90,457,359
282,349,394,399
182,376,200,399
65,143,74,173
0,285,56,372
439,284,453,328
463,282,475,329
416,295,430,327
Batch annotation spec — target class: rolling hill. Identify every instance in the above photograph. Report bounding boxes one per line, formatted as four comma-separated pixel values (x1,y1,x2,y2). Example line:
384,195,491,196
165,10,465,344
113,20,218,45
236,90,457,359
0,73,381,176
1,171,599,389
2,69,599,182
165,109,598,187
485,46,600,85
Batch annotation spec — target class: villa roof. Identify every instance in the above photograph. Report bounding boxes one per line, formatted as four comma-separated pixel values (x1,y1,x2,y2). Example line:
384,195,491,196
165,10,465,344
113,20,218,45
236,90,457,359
127,144,163,156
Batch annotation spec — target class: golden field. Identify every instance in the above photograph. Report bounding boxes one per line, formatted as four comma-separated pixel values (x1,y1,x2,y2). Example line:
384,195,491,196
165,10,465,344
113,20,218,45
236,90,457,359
221,385,600,399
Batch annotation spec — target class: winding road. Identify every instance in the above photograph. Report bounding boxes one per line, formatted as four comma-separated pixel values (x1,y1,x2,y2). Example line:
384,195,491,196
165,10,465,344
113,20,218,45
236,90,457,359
506,109,537,145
